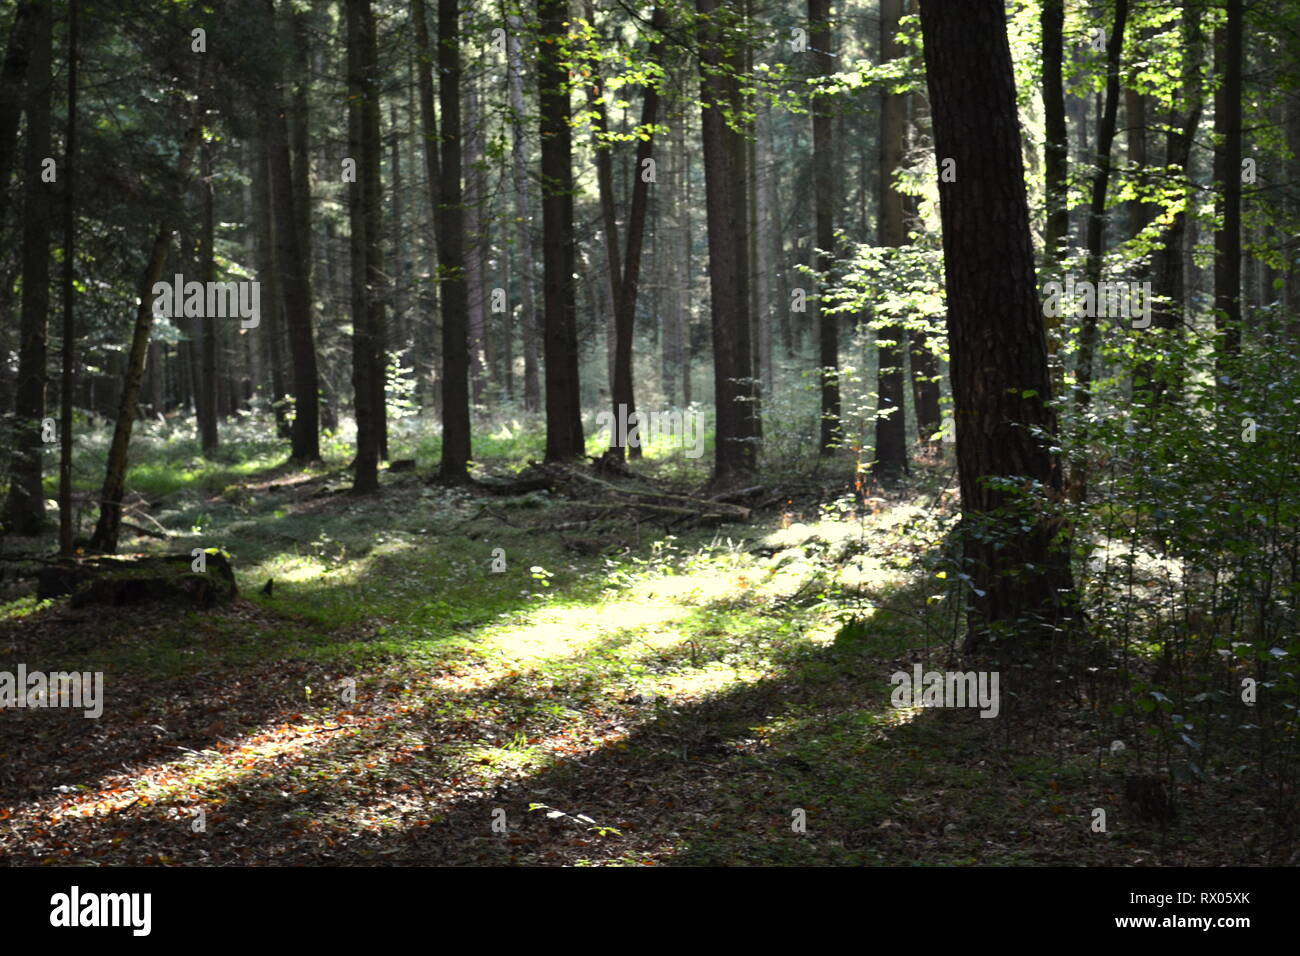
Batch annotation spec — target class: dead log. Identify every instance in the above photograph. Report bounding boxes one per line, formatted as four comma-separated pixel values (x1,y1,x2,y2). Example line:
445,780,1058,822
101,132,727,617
37,551,237,609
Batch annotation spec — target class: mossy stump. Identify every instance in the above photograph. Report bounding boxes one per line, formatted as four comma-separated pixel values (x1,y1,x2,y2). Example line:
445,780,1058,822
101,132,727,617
37,551,237,609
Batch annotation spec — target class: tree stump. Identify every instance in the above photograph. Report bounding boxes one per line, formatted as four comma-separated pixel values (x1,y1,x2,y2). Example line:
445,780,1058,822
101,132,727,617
37,551,238,609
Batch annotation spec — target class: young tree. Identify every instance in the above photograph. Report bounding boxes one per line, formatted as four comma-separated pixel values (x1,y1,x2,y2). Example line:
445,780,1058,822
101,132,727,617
919,0,1077,652
90,125,203,554
811,0,840,458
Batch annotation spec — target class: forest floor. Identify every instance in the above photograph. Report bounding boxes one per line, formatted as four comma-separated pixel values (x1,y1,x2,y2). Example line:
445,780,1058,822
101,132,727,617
0,424,1287,866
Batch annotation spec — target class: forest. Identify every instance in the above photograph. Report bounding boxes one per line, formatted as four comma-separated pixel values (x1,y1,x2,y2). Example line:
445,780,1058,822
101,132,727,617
0,0,1296,876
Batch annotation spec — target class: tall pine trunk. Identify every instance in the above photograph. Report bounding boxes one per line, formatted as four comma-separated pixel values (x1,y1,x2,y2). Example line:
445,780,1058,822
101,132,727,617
539,0,584,461
920,0,1078,653
57,0,77,554
261,53,320,462
436,0,472,481
698,0,756,483
348,0,380,492
3,0,50,535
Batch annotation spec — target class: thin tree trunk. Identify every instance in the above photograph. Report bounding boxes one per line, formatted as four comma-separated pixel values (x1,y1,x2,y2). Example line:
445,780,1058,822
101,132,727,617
0,0,33,234
466,72,490,401
905,77,941,446
90,125,201,553
1070,0,1129,503
2,0,50,534
197,137,219,452
57,0,77,554
874,0,907,477
506,12,541,412
506,12,541,411
1214,0,1243,383
812,0,839,456
412,0,442,412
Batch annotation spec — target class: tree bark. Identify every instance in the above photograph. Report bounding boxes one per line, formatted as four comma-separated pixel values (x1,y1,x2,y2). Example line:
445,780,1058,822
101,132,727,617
812,0,839,456
57,0,78,555
919,0,1077,653
348,0,380,492
874,0,907,477
506,12,541,412
0,0,33,234
196,137,219,453
3,0,50,535
436,0,471,481
412,0,442,411
697,0,756,483
1213,0,1243,383
260,24,320,462
1069,0,1128,503
539,0,584,461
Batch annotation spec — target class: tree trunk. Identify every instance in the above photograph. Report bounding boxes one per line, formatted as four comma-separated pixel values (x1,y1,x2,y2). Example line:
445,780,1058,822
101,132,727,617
0,0,33,234
466,72,489,402
506,12,541,412
1041,0,1068,264
3,0,50,535
1069,0,1128,503
905,76,942,446
348,0,380,492
812,0,839,457
874,0,908,478
197,137,219,453
253,135,290,438
437,0,471,481
1213,0,1243,384
755,95,774,402
57,0,77,555
698,0,756,483
412,0,442,412
539,0,584,462
919,0,1077,653
261,37,320,462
